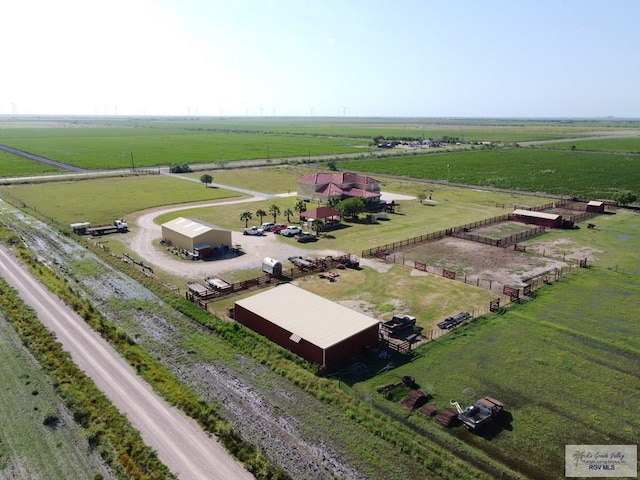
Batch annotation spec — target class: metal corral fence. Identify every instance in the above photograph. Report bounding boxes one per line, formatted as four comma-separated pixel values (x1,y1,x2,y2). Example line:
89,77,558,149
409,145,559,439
450,225,546,247
361,213,512,257
185,253,356,309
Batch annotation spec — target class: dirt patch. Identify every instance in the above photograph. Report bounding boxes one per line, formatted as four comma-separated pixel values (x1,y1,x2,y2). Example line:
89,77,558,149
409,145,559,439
398,236,569,286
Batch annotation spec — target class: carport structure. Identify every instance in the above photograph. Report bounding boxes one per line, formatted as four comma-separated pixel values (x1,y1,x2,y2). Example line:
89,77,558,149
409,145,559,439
233,284,380,370
300,206,341,229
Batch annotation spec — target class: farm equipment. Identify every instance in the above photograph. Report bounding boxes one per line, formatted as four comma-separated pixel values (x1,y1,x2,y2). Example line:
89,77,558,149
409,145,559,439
437,311,471,330
451,397,504,431
381,315,416,334
70,220,128,236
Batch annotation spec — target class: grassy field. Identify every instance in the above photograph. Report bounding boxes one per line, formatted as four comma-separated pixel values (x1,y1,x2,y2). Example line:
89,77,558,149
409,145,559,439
0,166,546,252
0,315,113,479
0,175,243,226
548,137,640,152
350,268,640,480
0,150,64,177
342,148,640,199
0,126,371,170
2,117,639,479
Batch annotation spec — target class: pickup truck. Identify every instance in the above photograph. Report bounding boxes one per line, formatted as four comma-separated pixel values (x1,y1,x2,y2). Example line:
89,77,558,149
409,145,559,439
280,226,302,237
242,226,264,236
295,232,317,243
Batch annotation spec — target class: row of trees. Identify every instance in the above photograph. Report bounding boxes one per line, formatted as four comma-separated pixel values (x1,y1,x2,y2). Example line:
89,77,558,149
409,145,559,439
239,197,369,232
240,201,307,227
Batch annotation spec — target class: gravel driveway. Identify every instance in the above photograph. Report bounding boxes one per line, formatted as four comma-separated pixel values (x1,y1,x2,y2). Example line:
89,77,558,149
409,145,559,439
120,190,416,280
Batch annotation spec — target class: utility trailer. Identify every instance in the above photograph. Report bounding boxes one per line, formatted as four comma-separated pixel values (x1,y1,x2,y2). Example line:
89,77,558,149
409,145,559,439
71,220,128,236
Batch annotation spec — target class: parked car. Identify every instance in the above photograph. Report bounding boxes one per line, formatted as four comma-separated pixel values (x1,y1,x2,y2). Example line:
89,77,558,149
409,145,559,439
295,232,317,243
242,226,264,236
260,222,276,231
270,224,287,233
280,226,302,237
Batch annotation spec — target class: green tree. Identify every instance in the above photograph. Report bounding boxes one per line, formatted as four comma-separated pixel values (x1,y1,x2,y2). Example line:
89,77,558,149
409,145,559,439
240,211,252,227
326,197,339,209
199,174,213,187
327,159,338,171
612,190,637,205
336,197,366,221
310,218,324,234
268,204,281,222
294,200,307,216
417,191,427,204
283,208,294,222
255,209,267,223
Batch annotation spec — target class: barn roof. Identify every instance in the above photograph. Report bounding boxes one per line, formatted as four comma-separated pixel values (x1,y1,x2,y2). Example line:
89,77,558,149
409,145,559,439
161,217,228,238
235,284,379,349
512,209,560,221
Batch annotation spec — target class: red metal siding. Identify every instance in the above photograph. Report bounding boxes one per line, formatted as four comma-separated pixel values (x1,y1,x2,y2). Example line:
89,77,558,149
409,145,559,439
324,324,380,369
234,304,323,366
234,305,379,369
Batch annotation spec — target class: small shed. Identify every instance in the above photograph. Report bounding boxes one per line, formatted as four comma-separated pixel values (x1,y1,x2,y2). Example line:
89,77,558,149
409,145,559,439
262,257,283,277
586,200,605,213
511,209,562,228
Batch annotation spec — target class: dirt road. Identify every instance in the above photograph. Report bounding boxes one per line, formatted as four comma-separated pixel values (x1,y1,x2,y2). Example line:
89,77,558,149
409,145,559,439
0,247,253,480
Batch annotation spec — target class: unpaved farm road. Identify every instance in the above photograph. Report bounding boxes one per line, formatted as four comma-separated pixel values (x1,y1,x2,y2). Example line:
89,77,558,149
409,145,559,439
0,247,253,480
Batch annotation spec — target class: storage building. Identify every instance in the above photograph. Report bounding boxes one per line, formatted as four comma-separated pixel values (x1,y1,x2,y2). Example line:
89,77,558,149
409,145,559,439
586,200,605,213
161,217,232,257
234,284,380,370
511,209,562,228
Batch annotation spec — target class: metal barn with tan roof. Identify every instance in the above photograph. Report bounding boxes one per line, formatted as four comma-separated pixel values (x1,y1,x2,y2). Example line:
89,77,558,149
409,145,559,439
161,217,232,256
233,284,380,370
510,209,562,228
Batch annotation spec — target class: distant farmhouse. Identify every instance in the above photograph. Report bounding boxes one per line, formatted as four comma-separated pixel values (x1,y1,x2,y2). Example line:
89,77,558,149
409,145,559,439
297,172,382,206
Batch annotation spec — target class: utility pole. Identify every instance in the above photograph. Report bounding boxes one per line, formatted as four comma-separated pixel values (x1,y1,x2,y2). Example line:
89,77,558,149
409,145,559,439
130,152,135,172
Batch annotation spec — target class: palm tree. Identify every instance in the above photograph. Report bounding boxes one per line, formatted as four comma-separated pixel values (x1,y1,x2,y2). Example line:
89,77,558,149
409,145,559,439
268,204,281,222
240,211,252,227
294,200,307,215
283,208,294,223
310,218,324,235
255,209,267,224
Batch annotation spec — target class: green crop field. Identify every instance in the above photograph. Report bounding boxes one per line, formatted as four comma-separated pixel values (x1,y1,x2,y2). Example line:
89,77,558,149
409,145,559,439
342,148,640,199
548,137,640,152
0,315,113,479
0,150,64,177
0,126,371,170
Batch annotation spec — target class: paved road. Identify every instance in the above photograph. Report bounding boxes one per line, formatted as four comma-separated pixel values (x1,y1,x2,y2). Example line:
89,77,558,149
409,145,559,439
0,247,253,480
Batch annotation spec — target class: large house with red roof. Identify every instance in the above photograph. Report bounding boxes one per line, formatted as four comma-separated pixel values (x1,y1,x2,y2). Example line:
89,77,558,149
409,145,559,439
296,172,382,206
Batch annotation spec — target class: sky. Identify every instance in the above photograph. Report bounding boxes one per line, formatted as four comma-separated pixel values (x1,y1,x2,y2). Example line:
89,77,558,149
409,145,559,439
2,0,639,118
